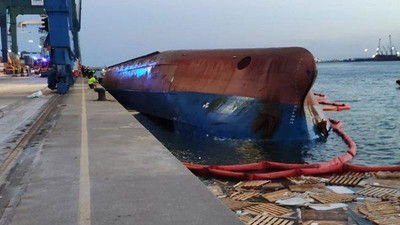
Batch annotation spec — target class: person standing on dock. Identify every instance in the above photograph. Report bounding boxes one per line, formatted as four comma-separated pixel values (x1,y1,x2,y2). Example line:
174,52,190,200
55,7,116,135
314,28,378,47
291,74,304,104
88,75,97,89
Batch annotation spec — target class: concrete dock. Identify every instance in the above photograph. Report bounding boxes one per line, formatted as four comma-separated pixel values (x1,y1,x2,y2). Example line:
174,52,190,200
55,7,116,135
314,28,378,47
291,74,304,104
0,77,243,225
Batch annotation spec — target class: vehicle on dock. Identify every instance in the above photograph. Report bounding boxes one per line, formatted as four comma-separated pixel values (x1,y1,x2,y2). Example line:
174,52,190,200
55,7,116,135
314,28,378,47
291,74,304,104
102,48,328,141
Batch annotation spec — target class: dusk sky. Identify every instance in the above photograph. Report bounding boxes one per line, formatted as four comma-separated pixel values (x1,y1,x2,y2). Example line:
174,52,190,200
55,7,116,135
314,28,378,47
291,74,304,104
16,0,400,66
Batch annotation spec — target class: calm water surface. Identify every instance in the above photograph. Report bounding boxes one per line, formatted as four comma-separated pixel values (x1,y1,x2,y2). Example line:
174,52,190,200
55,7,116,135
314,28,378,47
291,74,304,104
134,61,400,166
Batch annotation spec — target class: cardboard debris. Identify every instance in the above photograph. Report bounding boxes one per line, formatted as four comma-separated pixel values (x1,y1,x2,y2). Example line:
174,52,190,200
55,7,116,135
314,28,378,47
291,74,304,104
243,203,293,216
230,191,259,201
207,185,224,197
247,215,294,225
234,180,271,189
356,186,400,200
276,196,314,206
262,189,293,202
288,183,326,193
309,203,348,211
219,198,255,211
309,193,355,204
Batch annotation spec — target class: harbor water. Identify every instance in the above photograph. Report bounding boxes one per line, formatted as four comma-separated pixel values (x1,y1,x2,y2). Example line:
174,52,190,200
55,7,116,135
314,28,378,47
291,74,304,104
133,61,400,166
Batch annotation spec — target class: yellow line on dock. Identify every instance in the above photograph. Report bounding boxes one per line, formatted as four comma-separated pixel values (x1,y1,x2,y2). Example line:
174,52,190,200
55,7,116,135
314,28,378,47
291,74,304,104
79,80,91,225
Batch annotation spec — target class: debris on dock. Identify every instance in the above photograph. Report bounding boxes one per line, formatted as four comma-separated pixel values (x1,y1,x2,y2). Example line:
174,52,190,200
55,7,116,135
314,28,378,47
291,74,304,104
203,171,400,224
243,203,294,216
262,189,293,202
328,172,365,186
234,180,271,190
308,192,355,204
288,183,326,193
247,215,294,225
356,186,400,200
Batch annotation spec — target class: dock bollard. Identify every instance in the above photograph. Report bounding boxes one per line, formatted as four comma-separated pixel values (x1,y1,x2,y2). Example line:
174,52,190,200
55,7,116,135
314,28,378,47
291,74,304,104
94,87,107,101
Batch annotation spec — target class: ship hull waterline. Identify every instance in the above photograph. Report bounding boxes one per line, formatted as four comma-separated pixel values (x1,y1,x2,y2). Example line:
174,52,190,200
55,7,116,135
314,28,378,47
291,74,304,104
103,48,328,141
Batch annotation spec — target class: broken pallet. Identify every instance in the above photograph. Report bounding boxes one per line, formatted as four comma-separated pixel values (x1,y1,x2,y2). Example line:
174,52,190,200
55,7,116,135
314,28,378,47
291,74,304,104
287,176,323,184
238,215,254,224
262,189,293,202
358,201,400,218
370,215,400,225
288,183,326,193
219,198,254,211
230,191,259,201
234,180,270,190
356,186,400,200
357,201,400,225
247,215,294,225
243,203,293,216
309,192,355,204
328,172,365,186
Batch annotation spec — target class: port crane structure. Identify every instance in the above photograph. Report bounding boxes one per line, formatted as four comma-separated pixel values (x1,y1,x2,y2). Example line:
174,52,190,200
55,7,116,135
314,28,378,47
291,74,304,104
0,0,81,93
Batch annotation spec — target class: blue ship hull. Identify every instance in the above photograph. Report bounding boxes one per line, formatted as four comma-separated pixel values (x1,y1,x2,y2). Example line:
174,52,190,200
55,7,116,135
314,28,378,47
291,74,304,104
109,90,318,141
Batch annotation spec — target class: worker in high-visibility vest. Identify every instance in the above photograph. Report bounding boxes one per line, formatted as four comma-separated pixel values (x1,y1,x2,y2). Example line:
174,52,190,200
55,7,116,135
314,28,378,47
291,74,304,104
88,76,97,89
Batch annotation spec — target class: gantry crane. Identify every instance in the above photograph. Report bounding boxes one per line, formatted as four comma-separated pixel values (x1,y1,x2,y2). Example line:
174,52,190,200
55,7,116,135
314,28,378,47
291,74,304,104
0,0,81,94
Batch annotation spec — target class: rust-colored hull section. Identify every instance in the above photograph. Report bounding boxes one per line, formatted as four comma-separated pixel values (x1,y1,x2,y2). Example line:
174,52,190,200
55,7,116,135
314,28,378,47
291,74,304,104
103,48,326,140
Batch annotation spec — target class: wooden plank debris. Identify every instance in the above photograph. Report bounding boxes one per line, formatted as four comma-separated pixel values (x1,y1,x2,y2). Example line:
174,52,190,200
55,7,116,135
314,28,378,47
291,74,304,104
309,192,355,204
212,178,229,186
370,216,400,225
219,198,254,211
238,215,253,224
358,201,400,218
342,172,366,178
234,180,271,190
262,182,285,191
301,209,348,221
288,183,326,193
207,185,224,197
287,176,324,184
328,172,365,186
262,189,293,202
230,191,259,201
247,215,294,225
356,186,400,200
243,203,293,216
357,201,400,225
372,171,400,179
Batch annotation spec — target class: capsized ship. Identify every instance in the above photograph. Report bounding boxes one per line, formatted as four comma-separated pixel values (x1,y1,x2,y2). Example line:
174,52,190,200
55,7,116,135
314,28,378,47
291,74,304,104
102,48,328,141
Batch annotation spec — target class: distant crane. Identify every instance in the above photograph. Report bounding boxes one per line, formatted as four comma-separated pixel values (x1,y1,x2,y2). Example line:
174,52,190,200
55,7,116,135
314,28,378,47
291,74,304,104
382,46,388,55
388,34,393,55
376,38,382,55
